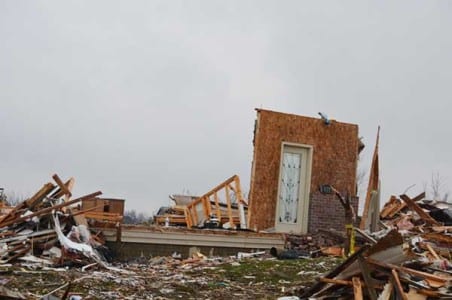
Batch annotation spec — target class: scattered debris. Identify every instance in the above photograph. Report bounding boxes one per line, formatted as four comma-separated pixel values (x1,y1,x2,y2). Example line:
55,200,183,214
299,191,452,299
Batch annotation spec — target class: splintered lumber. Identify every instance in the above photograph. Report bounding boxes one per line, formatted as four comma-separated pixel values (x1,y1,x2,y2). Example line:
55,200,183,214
50,177,74,199
25,182,56,209
366,258,452,283
0,191,102,228
52,174,72,198
360,126,380,230
0,183,56,225
425,243,441,260
391,269,408,300
380,196,407,219
422,232,452,245
399,193,440,226
300,245,370,298
352,277,363,300
357,255,377,300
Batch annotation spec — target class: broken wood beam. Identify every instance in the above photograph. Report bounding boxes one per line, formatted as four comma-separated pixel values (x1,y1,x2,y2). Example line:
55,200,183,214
352,277,363,300
367,258,451,283
52,174,72,198
391,269,408,300
399,193,440,226
357,255,378,300
25,182,56,209
300,245,370,298
0,191,102,228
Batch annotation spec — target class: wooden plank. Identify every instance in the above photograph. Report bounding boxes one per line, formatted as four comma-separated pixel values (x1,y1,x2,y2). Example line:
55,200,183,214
319,278,353,286
234,176,248,205
225,185,234,226
422,232,452,244
300,245,370,298
400,193,440,226
357,255,377,300
184,208,192,228
25,182,56,209
214,192,221,220
380,196,399,218
391,269,408,300
352,277,363,300
52,174,72,198
206,196,212,217
0,191,102,228
360,126,380,230
426,243,441,260
64,177,75,202
367,258,451,282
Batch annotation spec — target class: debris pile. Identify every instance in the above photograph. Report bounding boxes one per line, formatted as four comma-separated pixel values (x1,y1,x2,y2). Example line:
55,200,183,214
299,192,452,299
0,174,117,268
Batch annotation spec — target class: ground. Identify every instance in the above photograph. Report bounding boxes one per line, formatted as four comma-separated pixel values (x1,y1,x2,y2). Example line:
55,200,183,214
1,256,342,299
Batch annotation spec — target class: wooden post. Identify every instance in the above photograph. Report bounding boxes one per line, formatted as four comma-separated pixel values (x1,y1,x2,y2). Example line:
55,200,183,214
225,185,234,227
214,192,221,220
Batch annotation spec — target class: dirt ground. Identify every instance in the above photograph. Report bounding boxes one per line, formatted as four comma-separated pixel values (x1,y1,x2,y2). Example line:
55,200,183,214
1,255,342,299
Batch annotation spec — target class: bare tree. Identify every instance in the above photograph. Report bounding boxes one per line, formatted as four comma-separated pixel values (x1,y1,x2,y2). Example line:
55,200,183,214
5,191,28,206
428,171,449,202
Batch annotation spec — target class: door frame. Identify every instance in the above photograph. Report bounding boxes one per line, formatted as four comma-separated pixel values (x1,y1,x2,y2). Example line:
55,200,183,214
275,142,313,233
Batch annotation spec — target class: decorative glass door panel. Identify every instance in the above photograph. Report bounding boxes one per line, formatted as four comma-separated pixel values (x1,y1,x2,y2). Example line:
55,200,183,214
279,152,301,224
275,144,311,233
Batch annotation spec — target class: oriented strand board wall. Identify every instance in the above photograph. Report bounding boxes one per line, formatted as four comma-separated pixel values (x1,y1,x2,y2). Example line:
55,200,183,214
248,109,359,232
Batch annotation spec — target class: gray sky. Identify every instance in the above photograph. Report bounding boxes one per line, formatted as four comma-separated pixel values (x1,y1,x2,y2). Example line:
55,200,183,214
1,1,451,214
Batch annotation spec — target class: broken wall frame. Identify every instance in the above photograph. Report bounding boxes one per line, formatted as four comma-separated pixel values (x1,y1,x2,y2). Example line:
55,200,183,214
184,175,247,229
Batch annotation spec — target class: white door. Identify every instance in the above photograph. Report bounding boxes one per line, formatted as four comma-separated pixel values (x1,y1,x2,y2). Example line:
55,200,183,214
275,144,311,233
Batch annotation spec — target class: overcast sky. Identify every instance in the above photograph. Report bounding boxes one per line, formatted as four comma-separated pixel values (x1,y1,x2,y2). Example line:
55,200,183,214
1,1,451,215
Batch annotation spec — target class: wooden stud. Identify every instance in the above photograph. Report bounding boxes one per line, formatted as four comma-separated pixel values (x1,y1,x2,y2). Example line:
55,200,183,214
391,269,408,300
214,192,221,221
225,185,234,226
352,277,363,300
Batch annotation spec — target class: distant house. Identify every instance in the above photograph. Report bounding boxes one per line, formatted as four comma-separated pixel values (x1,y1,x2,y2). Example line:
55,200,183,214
247,109,362,234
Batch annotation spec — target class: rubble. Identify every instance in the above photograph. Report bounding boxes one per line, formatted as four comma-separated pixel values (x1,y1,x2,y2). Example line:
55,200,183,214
298,192,452,299
0,174,122,270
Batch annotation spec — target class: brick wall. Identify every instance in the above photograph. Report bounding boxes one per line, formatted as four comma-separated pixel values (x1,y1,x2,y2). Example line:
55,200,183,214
248,109,360,233
308,192,359,232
